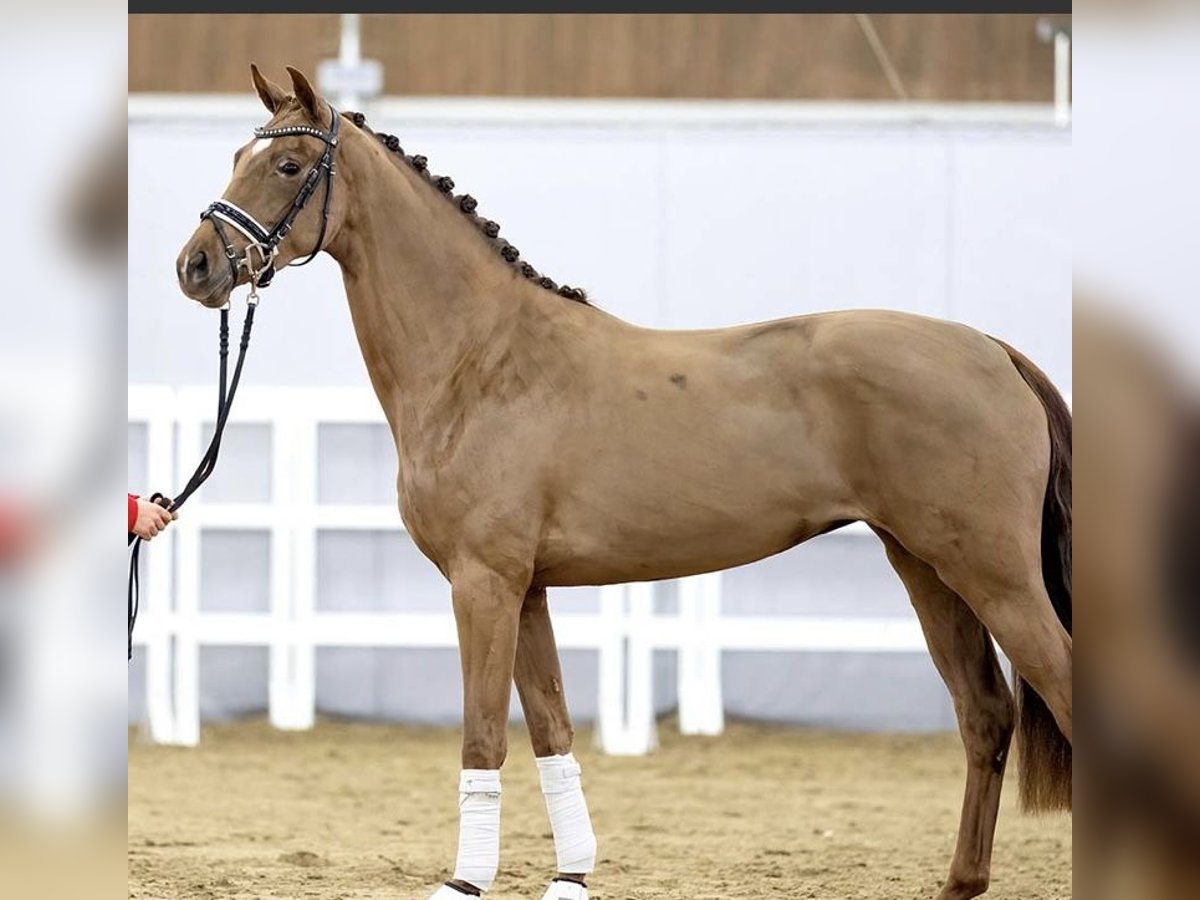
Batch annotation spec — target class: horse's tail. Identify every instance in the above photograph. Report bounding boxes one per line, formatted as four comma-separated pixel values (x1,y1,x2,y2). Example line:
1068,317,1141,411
992,337,1073,813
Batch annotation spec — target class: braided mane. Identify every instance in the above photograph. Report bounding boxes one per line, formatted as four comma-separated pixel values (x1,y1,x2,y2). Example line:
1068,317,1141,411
345,110,588,305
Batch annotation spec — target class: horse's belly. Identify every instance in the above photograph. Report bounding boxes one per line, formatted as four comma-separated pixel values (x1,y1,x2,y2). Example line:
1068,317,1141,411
533,480,852,587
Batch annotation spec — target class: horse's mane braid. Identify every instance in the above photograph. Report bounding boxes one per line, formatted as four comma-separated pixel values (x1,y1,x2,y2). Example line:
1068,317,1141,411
345,110,589,305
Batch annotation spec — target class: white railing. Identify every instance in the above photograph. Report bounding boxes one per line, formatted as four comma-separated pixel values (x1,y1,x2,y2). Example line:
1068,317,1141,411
129,385,923,754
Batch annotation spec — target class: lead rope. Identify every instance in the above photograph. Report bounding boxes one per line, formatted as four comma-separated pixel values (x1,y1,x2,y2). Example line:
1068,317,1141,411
128,290,259,660
129,106,339,662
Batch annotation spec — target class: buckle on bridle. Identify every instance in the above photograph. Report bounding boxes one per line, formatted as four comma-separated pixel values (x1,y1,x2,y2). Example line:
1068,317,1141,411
242,241,277,289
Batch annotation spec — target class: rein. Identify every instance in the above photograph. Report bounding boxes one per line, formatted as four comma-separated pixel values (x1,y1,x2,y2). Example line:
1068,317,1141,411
127,105,341,661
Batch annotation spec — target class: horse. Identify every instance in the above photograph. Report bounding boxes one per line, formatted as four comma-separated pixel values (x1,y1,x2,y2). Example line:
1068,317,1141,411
174,65,1071,900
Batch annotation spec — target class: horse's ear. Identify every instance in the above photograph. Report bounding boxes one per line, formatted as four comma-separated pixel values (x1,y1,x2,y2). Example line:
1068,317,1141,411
286,66,323,121
250,63,287,114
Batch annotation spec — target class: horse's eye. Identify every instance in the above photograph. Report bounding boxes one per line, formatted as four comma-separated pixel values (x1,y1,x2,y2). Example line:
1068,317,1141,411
277,160,301,176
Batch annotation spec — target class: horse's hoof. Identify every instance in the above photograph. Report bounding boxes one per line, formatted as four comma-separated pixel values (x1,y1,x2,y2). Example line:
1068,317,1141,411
936,874,989,900
539,879,588,900
428,884,480,899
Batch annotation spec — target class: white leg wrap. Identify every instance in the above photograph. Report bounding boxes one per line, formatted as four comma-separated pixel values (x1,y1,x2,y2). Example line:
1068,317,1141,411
452,769,502,891
537,753,597,874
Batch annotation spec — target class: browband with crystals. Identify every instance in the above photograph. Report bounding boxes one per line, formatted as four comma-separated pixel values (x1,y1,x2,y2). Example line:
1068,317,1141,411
255,122,339,143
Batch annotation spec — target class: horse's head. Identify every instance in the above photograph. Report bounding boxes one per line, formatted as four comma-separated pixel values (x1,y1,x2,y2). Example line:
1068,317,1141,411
177,65,346,307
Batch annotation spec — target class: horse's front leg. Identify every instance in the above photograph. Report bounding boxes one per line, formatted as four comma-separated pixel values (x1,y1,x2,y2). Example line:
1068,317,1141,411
514,588,597,900
430,562,527,899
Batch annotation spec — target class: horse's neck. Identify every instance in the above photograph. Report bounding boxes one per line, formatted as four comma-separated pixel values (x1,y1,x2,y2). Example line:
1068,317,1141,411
326,139,530,427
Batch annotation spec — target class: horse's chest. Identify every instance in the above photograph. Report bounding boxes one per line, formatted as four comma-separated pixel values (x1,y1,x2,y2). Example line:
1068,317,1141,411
393,463,457,560
393,446,532,567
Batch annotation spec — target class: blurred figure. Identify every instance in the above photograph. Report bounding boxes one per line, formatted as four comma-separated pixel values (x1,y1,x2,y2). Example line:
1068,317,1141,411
0,497,37,566
1075,303,1200,900
0,3,127,898
67,122,126,265
1073,10,1200,897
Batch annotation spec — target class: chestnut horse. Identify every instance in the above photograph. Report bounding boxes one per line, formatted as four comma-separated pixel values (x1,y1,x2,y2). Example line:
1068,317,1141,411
175,66,1071,900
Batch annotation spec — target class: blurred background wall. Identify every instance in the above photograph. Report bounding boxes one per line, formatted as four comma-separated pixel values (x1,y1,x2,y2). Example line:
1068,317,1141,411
130,14,1062,101
128,13,1071,739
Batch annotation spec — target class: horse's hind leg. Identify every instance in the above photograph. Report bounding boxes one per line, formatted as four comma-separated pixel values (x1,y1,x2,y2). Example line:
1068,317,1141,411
514,588,575,757
513,587,597,898
876,530,1014,900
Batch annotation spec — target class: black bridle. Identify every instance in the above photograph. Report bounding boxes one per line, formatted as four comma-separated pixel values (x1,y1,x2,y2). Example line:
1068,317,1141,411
201,104,340,289
128,106,341,661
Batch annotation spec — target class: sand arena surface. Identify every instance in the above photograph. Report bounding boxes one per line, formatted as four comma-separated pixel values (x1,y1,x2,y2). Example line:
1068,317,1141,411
128,719,1070,899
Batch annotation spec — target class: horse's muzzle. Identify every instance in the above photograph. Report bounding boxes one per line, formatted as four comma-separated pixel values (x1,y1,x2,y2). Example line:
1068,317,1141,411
176,232,233,306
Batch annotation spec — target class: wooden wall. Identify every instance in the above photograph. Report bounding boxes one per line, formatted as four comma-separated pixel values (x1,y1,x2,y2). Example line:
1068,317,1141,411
130,14,1063,102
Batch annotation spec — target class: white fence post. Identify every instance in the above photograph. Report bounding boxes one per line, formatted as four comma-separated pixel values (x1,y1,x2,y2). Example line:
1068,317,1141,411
267,410,305,731
131,387,179,745
596,584,626,754
282,410,317,730
596,583,657,755
171,410,203,747
678,573,724,736
626,582,657,753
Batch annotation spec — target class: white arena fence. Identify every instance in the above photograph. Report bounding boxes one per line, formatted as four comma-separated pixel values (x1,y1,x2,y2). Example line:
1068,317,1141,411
128,383,948,755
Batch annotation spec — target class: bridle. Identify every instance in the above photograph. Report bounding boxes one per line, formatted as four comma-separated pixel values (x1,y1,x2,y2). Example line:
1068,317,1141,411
200,103,341,292
128,105,341,661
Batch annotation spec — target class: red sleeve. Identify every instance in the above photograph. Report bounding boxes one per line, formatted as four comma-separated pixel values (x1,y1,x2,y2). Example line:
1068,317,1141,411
128,494,138,533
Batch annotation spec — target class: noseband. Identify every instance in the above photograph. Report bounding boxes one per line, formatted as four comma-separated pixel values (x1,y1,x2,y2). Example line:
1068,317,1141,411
201,104,341,290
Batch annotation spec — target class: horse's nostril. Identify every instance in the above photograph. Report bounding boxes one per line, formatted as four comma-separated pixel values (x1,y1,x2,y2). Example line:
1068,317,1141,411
183,249,210,285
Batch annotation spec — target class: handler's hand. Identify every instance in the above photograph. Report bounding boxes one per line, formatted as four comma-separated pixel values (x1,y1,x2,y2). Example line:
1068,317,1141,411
133,498,177,541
